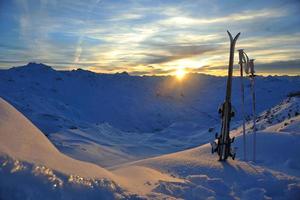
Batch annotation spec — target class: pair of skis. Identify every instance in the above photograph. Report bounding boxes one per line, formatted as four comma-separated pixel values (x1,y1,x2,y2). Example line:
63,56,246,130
211,31,240,161
211,31,257,162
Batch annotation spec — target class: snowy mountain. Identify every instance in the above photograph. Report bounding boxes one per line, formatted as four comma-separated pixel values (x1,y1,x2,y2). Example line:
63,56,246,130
1,93,300,199
1,62,299,133
0,62,299,167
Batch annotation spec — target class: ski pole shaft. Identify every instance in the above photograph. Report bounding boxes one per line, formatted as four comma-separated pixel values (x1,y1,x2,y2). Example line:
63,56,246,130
249,59,256,162
238,49,247,161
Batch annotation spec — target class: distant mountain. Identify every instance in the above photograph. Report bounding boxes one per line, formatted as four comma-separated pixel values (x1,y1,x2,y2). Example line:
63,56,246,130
1,62,299,132
10,62,54,70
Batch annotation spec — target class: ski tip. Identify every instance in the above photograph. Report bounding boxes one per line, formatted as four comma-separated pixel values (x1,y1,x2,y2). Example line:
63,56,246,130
227,31,233,42
233,32,241,42
227,30,232,36
227,31,241,42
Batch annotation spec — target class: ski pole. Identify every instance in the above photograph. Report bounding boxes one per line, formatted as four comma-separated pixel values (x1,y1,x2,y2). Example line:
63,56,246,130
238,49,247,161
249,59,256,162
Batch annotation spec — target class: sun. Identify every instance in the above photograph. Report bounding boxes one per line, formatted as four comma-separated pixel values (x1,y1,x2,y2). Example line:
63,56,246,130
175,68,186,80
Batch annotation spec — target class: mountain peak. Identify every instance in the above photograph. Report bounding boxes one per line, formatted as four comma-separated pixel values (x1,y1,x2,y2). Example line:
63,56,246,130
115,71,130,76
25,62,53,70
9,62,55,72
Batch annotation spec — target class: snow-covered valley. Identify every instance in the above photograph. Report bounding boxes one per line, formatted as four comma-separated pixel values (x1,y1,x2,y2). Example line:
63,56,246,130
1,63,299,167
0,63,300,199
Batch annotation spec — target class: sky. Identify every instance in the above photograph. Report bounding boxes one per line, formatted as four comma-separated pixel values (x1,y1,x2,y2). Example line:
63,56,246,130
0,0,299,76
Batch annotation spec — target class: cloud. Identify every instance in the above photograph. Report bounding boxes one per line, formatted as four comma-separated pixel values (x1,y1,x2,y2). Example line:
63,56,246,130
74,36,83,63
0,0,299,76
256,59,300,69
192,59,300,76
138,44,218,65
129,68,174,76
158,8,287,28
73,0,102,64
107,13,144,21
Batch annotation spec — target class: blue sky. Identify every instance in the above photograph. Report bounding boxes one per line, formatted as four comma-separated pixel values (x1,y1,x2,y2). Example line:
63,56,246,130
0,0,299,75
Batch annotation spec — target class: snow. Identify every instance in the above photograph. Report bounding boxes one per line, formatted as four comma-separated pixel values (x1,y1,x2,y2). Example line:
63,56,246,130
111,96,300,198
0,97,147,199
0,156,128,200
0,96,182,198
0,63,300,199
1,63,299,167
113,165,183,196
0,97,114,179
116,131,300,199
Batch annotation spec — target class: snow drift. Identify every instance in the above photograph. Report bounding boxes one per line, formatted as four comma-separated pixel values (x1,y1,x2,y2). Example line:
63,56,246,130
0,97,138,199
0,97,181,199
0,97,113,179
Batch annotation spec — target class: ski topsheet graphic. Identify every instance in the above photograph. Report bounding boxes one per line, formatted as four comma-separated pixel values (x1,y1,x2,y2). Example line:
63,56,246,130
211,31,240,161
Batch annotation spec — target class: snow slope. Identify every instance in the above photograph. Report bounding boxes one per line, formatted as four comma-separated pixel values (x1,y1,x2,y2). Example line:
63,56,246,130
1,93,300,199
0,97,114,179
0,97,182,199
0,97,136,199
233,97,300,177
232,96,300,136
1,62,299,167
113,127,300,199
111,97,300,199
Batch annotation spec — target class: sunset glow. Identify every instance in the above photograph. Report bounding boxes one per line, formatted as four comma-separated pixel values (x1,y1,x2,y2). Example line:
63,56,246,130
0,0,299,76
175,68,186,80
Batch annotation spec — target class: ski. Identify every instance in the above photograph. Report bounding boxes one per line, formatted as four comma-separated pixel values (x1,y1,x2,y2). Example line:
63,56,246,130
211,31,240,161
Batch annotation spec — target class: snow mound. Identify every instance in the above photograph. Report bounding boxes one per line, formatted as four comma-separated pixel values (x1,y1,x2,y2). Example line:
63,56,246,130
122,140,300,199
0,97,143,199
0,97,179,199
235,131,300,176
113,113,300,199
0,156,128,200
0,97,113,179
